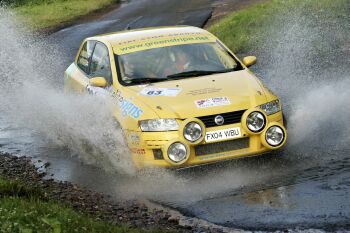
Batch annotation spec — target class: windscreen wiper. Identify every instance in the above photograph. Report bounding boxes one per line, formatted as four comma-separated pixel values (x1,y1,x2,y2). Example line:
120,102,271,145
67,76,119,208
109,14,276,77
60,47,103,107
126,77,166,84
166,68,238,79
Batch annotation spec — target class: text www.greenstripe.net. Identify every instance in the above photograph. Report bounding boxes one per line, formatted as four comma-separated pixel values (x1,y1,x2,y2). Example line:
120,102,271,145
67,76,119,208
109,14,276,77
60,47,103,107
119,36,210,52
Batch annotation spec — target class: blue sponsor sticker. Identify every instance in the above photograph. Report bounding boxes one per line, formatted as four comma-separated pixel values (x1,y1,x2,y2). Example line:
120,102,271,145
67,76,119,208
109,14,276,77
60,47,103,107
120,99,144,119
113,90,144,119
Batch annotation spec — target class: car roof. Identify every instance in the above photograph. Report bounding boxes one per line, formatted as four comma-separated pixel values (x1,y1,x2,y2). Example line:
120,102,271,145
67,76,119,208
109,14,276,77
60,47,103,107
87,26,216,54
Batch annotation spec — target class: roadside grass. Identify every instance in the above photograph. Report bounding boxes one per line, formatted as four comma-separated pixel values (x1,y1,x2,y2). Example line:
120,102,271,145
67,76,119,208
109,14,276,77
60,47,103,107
209,0,348,54
0,176,45,198
0,177,164,233
11,0,119,30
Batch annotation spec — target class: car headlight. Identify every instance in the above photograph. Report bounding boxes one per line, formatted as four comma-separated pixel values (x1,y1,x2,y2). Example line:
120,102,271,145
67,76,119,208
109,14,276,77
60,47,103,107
246,111,266,132
167,142,187,163
139,119,179,132
259,100,281,115
183,122,202,142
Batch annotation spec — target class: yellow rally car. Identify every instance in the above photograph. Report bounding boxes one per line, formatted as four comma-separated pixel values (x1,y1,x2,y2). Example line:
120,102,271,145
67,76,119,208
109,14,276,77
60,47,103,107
64,26,287,169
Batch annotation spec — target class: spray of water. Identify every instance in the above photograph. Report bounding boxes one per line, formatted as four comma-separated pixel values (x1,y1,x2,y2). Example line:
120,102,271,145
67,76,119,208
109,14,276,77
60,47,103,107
0,6,282,204
0,8,135,175
253,1,350,150
0,0,349,206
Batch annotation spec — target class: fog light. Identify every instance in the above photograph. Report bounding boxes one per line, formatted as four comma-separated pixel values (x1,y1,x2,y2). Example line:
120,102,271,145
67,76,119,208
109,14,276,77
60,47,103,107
183,122,202,142
265,126,285,146
167,142,187,163
247,111,265,132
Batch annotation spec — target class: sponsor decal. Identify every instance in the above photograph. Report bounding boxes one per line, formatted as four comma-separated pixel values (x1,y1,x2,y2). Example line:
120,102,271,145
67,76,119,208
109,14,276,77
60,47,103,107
187,88,222,96
130,148,146,155
129,134,140,145
114,32,216,55
112,90,144,119
86,85,110,97
197,148,249,161
120,99,144,119
195,97,231,108
140,88,181,97
198,153,228,161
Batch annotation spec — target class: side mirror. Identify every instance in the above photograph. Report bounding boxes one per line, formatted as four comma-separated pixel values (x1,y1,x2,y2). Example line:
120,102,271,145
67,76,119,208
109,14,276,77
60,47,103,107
242,56,257,67
90,77,107,88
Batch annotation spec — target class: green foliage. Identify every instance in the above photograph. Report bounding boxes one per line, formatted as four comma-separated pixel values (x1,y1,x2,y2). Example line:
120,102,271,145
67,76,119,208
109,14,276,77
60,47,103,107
41,218,62,233
0,177,169,233
2,0,118,7
10,0,119,29
0,177,43,199
209,0,349,54
0,197,141,233
2,0,48,7
209,0,282,54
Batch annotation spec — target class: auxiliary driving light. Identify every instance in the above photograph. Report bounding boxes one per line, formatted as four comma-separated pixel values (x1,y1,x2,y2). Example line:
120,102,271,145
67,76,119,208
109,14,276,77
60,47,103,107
260,123,287,149
265,125,285,147
167,142,188,163
183,121,202,142
246,111,266,133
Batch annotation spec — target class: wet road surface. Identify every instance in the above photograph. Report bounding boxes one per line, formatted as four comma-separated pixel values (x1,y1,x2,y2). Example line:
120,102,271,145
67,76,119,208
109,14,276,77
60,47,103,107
1,0,350,231
50,0,214,66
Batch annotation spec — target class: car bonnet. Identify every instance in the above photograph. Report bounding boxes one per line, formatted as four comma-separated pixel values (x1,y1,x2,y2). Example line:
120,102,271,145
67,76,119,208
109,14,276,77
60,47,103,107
126,70,268,119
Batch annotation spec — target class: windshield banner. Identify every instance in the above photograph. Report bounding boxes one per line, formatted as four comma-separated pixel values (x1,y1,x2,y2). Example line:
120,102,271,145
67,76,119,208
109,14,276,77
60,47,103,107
113,32,216,55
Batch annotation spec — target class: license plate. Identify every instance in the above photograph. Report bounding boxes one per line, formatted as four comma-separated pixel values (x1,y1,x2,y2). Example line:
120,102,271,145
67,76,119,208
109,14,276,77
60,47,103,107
205,127,241,142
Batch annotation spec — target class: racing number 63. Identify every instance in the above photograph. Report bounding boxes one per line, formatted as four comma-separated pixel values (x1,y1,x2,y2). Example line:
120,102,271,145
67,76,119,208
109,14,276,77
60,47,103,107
147,90,162,96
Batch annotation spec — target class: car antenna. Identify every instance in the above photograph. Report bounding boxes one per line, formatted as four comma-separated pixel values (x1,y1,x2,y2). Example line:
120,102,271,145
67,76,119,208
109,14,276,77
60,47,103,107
124,16,143,30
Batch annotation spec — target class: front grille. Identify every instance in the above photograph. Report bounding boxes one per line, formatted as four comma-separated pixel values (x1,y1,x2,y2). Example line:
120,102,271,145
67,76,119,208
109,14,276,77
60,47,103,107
195,137,249,156
197,110,246,128
153,149,164,160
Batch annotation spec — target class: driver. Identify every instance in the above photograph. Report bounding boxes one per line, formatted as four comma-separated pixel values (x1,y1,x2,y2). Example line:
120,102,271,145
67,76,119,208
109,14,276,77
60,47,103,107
163,48,192,77
174,49,191,72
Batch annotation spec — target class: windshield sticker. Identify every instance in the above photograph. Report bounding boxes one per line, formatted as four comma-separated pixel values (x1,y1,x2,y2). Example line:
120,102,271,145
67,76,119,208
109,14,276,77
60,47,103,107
112,90,144,119
140,88,181,97
114,33,216,55
195,97,231,108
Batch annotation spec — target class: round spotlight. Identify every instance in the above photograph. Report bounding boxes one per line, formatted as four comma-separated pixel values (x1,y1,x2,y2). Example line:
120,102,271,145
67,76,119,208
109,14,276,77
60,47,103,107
265,126,285,147
167,142,187,163
246,111,266,132
183,122,202,142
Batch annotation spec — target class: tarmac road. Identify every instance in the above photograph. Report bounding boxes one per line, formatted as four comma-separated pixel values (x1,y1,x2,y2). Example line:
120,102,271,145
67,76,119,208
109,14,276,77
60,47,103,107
50,0,214,66
1,0,350,231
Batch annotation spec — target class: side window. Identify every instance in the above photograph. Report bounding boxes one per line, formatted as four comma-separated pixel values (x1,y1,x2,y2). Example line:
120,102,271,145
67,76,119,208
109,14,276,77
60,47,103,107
90,42,113,85
77,40,95,73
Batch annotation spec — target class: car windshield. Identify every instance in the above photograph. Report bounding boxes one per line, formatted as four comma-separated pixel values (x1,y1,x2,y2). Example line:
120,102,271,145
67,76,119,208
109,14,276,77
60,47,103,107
116,42,242,85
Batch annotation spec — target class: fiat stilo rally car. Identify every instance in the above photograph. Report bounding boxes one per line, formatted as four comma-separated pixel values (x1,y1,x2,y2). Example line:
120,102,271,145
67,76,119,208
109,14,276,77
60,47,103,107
64,26,287,168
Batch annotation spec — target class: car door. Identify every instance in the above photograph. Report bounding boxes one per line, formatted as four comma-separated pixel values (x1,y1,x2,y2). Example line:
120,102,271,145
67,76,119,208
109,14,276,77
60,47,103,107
64,40,96,93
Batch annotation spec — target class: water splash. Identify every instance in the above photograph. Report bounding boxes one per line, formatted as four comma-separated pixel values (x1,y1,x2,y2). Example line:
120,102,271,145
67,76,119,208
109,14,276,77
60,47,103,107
0,8,135,175
0,0,349,207
253,0,350,149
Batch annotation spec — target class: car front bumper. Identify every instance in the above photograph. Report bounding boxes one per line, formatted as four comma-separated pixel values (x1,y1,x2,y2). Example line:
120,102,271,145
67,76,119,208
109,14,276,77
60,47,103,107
127,111,286,169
